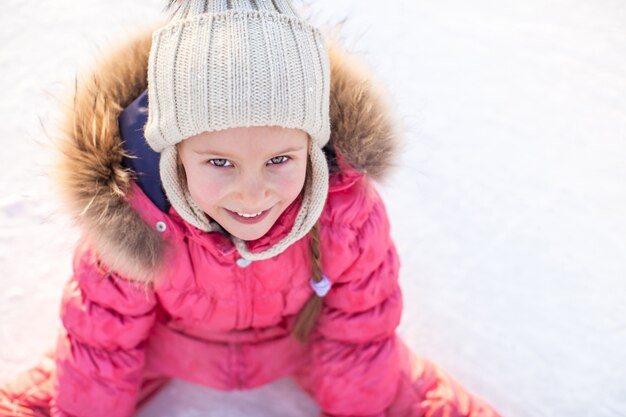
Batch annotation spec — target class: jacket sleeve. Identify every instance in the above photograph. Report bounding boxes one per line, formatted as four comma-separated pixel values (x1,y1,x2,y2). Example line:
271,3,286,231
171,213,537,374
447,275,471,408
50,238,158,417
301,175,404,417
305,175,502,417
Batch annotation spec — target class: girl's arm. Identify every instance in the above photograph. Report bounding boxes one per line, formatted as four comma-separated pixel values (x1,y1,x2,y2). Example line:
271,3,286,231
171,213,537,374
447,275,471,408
50,237,158,417
299,177,402,416
301,177,500,417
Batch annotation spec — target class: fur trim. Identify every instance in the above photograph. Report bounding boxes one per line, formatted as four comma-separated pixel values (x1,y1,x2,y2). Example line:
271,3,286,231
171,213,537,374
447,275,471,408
52,29,400,283
327,41,400,181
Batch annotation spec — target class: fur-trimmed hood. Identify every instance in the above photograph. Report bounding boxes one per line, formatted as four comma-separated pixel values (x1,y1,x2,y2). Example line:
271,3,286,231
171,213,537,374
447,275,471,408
53,28,401,283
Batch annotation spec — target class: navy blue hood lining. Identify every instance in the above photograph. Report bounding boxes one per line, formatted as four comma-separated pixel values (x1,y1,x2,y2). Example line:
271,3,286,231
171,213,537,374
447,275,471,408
119,90,171,213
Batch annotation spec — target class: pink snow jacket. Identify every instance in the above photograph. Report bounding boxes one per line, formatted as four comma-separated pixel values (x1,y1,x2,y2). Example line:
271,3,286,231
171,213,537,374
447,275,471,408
48,29,497,417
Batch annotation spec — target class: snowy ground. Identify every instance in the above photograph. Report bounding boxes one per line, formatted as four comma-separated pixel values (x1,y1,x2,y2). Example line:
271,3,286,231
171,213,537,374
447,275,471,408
1,1,626,416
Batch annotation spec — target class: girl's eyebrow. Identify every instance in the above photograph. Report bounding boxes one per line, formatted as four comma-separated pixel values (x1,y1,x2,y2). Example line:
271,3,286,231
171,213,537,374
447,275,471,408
193,146,306,158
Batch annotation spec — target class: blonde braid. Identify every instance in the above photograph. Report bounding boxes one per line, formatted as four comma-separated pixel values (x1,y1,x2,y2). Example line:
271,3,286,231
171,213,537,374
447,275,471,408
292,221,324,343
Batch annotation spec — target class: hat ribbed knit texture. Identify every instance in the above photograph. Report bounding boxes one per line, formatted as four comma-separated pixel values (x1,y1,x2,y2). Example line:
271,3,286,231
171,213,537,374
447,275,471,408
144,0,331,261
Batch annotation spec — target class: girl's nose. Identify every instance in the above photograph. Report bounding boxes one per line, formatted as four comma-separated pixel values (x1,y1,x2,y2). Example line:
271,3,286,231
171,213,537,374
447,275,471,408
237,173,268,205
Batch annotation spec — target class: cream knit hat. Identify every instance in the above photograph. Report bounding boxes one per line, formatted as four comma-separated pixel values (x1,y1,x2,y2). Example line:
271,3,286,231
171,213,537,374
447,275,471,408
144,0,331,261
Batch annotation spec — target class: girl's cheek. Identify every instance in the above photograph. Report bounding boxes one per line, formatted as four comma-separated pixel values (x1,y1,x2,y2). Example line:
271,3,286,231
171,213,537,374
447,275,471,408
276,174,303,191
188,168,230,197
271,165,307,192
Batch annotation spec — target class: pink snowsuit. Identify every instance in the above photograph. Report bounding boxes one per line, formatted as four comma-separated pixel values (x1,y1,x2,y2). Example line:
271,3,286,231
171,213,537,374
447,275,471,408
0,30,502,417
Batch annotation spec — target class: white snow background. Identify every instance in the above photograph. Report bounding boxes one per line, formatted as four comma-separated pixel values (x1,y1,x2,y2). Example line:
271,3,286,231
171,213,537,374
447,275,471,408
1,1,625,416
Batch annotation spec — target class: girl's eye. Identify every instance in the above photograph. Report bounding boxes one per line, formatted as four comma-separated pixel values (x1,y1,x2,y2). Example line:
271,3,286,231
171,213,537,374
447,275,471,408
208,159,232,167
267,156,289,165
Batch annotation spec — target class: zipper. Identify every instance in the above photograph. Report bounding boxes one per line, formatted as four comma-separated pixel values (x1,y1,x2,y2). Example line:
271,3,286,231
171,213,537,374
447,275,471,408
234,259,253,330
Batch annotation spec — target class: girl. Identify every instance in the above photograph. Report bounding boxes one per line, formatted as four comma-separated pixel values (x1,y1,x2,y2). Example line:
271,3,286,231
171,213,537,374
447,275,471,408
0,1,502,416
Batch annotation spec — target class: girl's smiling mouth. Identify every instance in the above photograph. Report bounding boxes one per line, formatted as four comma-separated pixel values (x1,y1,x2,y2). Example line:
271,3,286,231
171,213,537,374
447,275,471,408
225,207,272,224
236,211,263,218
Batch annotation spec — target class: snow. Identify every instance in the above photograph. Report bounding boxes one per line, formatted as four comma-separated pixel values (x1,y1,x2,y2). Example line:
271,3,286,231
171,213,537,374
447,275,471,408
1,1,625,416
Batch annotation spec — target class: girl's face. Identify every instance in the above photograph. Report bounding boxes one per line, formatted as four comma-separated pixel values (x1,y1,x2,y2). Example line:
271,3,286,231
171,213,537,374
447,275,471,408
178,126,309,241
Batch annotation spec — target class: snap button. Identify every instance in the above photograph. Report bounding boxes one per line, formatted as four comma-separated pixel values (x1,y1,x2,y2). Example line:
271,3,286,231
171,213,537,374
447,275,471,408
156,221,167,233
236,258,252,268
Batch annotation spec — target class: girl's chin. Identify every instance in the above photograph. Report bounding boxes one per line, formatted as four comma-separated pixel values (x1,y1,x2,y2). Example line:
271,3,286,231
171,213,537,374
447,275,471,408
228,227,269,241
